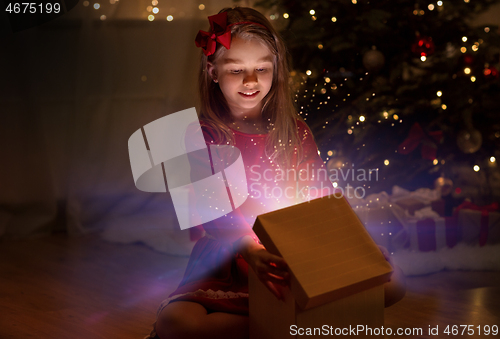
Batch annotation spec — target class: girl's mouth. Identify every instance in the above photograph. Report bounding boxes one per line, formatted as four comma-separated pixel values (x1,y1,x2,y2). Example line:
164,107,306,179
238,91,260,99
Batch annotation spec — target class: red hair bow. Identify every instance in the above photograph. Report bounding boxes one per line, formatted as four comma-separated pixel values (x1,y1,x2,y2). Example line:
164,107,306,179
195,12,232,56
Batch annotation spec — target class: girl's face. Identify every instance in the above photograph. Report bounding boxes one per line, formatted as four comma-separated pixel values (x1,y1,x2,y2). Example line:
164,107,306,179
208,37,274,119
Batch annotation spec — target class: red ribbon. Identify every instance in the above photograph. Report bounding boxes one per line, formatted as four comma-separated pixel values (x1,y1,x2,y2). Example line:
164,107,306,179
454,201,499,246
195,12,232,56
195,13,268,56
398,123,443,160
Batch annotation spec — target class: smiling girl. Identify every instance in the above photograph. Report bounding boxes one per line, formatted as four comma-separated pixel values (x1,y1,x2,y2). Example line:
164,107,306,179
146,7,404,339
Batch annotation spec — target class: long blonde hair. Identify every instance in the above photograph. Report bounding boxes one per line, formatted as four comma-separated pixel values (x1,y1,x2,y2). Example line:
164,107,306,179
198,7,303,167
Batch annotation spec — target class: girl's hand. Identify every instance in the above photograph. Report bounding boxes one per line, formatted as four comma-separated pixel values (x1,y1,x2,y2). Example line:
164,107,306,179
377,245,394,266
236,235,290,300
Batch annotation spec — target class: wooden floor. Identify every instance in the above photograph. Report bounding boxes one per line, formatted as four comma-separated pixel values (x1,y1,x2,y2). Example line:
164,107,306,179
0,234,499,339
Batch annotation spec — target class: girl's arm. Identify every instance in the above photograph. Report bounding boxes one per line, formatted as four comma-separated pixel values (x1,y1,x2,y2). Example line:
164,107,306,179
234,235,290,300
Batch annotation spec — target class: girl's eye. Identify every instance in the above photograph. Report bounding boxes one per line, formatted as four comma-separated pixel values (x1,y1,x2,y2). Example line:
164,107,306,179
256,68,267,72
230,70,242,74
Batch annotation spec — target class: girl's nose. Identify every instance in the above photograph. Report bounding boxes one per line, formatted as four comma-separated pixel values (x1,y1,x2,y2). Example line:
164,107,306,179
243,71,258,86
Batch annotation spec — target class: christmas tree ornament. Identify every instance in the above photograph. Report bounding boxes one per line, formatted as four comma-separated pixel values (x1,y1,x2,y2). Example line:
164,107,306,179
411,35,435,58
484,64,499,80
362,47,385,72
457,129,482,154
462,54,474,65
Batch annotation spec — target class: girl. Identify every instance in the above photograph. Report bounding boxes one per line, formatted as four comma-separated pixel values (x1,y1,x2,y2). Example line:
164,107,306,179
147,7,405,339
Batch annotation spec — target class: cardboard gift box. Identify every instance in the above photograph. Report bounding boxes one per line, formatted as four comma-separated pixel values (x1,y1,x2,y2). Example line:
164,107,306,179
249,194,393,339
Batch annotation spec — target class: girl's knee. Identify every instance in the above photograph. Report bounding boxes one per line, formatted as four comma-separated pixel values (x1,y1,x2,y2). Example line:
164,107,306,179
155,302,204,339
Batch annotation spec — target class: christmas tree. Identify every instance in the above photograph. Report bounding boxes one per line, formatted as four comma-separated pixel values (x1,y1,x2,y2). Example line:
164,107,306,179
253,0,500,204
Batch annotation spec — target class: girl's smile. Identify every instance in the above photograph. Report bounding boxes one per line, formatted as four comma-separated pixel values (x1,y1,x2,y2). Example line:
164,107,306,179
208,37,274,121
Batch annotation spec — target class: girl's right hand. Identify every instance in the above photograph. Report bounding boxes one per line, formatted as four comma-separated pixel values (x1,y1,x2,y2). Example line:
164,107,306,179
236,235,290,300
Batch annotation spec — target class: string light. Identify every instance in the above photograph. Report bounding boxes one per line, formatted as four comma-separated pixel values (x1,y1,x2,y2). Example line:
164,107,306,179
428,4,435,10
318,44,323,49
152,7,159,14
94,3,100,9
148,15,154,21
461,47,467,53
433,159,438,165
464,67,471,74
471,76,476,82
283,13,289,18
462,36,468,42
309,9,315,15
437,0,443,5
421,56,427,62
100,14,106,20
359,116,365,122
306,70,312,76
441,104,447,110
437,91,442,97
331,16,337,22
384,160,389,166
473,165,480,172
490,156,496,163
393,114,399,120
166,15,173,21
485,27,490,33
199,4,205,10
152,0,158,5
472,45,478,52
83,1,89,6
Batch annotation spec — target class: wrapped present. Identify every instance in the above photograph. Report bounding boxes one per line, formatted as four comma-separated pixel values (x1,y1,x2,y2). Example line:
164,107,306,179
408,215,458,252
455,202,500,246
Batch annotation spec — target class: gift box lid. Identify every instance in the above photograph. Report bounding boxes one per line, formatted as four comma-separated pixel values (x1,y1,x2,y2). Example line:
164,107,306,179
253,194,393,311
